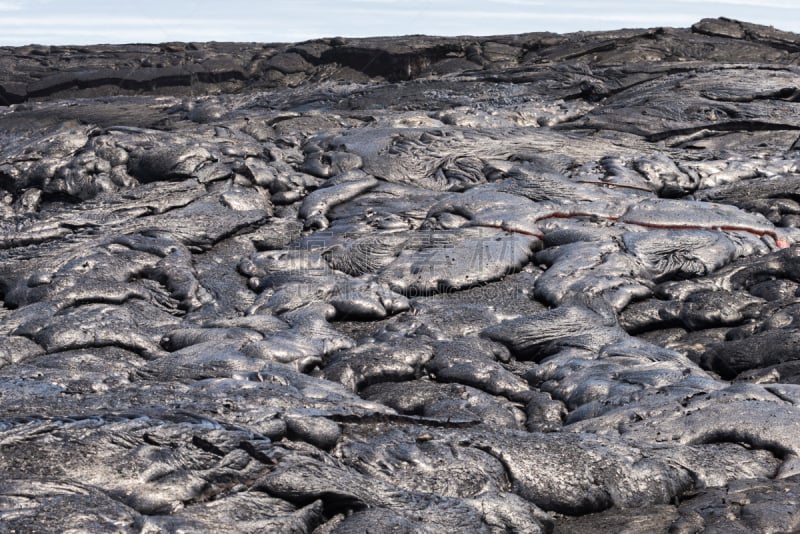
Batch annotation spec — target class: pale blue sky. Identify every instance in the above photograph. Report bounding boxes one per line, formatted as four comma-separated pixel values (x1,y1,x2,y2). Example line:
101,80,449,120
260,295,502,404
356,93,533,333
1,0,798,46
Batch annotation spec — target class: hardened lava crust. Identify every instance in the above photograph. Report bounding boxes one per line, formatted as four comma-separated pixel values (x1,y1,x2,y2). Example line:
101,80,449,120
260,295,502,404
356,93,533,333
2,17,800,533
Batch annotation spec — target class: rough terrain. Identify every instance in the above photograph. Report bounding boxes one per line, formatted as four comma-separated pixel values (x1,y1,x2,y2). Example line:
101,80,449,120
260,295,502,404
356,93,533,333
1,17,800,533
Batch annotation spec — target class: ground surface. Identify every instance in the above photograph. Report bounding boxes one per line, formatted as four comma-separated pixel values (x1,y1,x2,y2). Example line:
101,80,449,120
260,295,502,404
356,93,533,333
1,17,800,533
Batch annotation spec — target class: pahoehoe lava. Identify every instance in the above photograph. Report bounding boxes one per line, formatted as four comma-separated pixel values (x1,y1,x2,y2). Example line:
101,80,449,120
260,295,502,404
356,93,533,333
2,17,800,533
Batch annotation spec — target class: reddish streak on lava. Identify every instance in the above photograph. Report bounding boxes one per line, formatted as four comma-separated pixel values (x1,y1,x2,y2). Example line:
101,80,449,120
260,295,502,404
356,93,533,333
475,213,791,249
627,221,789,248
538,213,621,221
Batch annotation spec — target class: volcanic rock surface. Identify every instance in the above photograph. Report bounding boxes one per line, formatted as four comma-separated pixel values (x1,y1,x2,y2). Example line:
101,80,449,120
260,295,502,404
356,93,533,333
2,17,800,533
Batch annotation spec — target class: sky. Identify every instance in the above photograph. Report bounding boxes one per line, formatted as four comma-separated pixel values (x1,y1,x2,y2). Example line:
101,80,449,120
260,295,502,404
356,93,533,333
0,0,798,46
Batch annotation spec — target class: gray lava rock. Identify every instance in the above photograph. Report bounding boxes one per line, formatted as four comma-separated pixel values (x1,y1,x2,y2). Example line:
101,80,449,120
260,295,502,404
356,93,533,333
2,17,800,533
